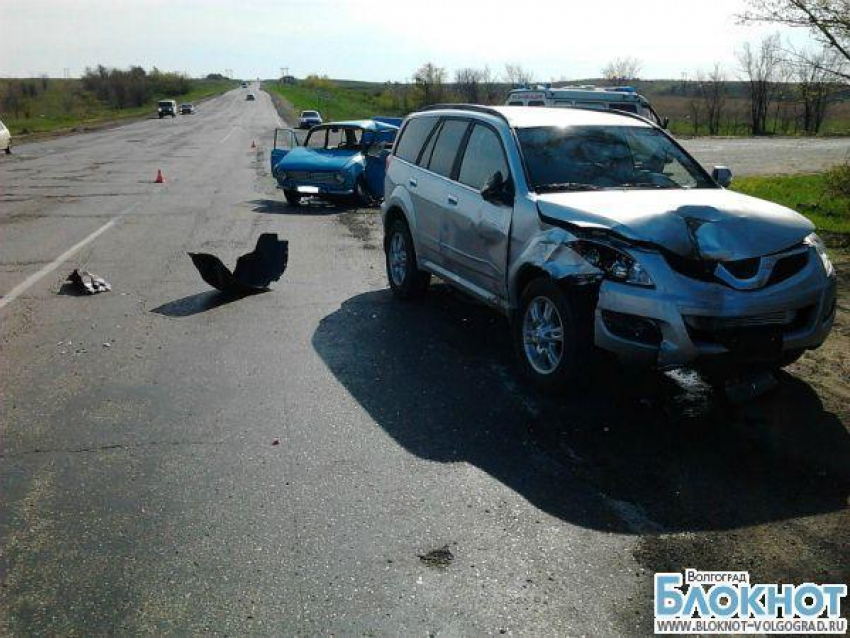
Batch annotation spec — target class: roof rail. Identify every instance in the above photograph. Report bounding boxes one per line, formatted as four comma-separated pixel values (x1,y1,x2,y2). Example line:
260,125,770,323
418,103,509,123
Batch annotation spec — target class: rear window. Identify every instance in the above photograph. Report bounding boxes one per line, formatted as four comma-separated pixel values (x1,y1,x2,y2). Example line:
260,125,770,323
528,100,545,107
427,119,470,178
610,103,638,114
395,117,438,163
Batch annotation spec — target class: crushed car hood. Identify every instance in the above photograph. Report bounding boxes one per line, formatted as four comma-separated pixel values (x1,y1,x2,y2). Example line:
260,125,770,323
536,189,814,260
275,147,360,172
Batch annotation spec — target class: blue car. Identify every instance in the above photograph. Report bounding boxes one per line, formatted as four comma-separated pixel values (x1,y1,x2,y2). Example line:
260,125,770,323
271,118,401,207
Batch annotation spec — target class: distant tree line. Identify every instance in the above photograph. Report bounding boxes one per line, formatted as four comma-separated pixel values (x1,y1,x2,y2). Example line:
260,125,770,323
81,65,191,109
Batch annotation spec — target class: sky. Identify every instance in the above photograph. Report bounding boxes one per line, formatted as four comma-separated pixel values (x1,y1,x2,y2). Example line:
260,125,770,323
0,0,815,81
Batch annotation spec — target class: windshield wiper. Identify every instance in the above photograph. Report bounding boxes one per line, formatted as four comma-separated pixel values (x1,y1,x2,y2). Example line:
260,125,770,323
612,182,673,189
535,182,602,193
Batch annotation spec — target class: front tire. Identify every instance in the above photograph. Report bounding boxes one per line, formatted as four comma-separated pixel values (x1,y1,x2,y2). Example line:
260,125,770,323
513,278,589,393
385,218,430,300
4,146,10,155
284,190,301,207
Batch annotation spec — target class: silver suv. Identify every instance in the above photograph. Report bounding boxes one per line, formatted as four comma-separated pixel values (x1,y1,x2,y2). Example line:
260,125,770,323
381,105,836,391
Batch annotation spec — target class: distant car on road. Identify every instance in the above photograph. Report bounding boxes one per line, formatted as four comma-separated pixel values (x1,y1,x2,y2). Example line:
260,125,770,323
180,103,196,115
246,93,256,101
298,110,323,129
270,118,401,206
157,100,177,118
0,120,11,154
242,82,248,88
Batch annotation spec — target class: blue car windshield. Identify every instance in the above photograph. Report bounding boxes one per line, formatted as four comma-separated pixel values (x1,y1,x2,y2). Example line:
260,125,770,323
305,127,364,150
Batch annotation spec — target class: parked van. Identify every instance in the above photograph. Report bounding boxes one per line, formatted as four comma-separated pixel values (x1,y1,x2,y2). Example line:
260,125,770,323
506,85,667,128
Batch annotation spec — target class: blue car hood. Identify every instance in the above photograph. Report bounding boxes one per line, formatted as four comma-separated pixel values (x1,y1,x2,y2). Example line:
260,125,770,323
275,148,361,172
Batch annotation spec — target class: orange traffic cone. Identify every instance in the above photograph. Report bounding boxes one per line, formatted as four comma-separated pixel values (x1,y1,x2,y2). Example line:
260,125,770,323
154,169,164,184
251,140,256,149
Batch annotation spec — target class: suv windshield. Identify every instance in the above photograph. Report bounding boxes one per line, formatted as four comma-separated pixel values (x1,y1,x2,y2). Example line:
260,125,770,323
302,111,319,118
517,125,714,192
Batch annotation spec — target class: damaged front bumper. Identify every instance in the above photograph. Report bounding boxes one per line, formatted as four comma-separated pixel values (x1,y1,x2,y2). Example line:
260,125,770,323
593,247,837,369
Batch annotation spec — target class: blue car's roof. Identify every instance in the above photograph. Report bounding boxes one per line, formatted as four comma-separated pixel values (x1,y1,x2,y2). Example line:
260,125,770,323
312,119,399,131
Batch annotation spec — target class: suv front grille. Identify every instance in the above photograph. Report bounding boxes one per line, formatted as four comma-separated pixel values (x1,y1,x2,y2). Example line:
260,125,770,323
684,305,814,344
663,244,809,290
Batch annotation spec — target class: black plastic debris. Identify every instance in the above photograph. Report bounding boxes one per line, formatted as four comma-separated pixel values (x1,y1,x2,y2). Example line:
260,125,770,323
418,545,454,569
67,269,111,294
189,233,289,295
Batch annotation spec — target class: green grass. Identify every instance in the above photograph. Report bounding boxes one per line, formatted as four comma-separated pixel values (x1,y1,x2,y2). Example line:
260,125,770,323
265,82,404,122
733,173,850,234
1,79,237,136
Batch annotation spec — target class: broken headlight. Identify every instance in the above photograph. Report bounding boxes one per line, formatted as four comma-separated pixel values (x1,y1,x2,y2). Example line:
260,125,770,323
572,240,654,288
805,233,835,277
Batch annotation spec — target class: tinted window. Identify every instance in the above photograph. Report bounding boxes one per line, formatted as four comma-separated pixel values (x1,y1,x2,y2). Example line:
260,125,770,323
427,119,469,178
610,103,638,114
508,101,523,106
528,100,545,107
417,121,440,167
395,117,437,163
458,125,509,190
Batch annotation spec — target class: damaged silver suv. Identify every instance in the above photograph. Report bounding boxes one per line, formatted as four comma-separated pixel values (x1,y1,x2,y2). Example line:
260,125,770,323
381,105,837,391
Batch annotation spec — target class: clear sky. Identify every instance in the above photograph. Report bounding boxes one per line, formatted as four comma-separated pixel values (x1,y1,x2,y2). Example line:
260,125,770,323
0,0,814,81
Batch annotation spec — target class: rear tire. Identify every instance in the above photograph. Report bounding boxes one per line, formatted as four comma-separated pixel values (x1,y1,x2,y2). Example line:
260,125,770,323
284,190,301,207
513,278,590,394
4,147,10,155
385,218,430,300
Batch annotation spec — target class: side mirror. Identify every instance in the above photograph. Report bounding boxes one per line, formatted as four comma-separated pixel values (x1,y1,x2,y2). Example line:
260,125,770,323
662,117,670,130
712,166,733,188
481,171,514,206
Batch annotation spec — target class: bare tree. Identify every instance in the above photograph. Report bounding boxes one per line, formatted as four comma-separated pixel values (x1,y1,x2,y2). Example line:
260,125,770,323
794,47,846,133
737,34,784,135
741,0,850,79
413,62,447,107
454,67,485,103
601,56,643,82
479,66,502,104
503,63,533,87
702,64,727,135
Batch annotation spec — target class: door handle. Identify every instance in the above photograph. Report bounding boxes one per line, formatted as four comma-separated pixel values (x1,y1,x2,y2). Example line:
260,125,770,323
447,195,458,206
408,178,418,187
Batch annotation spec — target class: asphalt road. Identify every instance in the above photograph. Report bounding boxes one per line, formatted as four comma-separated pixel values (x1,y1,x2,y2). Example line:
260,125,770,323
681,135,850,176
1,87,848,635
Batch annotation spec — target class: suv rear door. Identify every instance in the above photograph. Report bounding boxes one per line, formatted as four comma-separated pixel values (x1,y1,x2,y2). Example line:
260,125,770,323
440,122,513,299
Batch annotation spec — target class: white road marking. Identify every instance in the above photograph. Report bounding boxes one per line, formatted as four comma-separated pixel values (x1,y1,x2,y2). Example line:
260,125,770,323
219,126,236,144
0,203,140,311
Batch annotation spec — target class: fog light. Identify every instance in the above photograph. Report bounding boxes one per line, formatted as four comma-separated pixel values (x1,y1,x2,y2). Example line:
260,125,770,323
602,311,662,345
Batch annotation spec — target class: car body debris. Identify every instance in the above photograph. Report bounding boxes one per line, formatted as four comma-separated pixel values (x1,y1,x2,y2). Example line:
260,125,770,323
189,233,289,295
67,269,111,294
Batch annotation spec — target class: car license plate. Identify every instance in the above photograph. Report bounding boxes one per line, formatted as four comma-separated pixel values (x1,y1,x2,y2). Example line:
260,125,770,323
297,186,320,194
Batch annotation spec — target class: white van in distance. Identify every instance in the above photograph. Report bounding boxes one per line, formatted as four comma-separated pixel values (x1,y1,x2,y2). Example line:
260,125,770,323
506,85,668,128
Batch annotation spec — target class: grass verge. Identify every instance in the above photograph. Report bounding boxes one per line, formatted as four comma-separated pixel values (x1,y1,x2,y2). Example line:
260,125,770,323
264,82,402,122
732,172,850,236
2,79,237,137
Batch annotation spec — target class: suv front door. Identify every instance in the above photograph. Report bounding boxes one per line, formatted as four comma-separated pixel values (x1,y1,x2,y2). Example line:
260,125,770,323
440,122,513,300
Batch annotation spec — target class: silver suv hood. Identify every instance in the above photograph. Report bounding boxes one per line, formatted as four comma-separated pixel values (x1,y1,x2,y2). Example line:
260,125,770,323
536,189,814,260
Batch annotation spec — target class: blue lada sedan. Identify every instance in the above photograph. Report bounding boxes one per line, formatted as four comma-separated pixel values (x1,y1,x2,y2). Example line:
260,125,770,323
271,119,400,207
